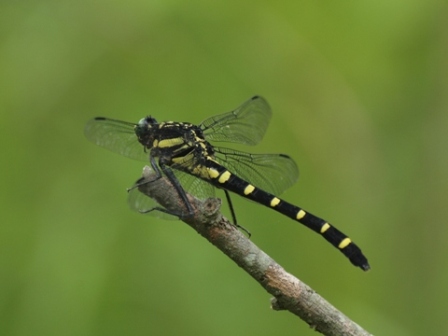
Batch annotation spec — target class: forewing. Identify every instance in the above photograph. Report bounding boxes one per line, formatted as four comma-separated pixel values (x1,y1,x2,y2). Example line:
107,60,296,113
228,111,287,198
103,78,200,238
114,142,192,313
214,147,299,195
84,117,148,161
200,96,272,146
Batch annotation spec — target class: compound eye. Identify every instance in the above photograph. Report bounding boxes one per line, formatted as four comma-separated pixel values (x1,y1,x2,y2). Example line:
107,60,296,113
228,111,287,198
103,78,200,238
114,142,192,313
138,116,157,128
137,118,148,127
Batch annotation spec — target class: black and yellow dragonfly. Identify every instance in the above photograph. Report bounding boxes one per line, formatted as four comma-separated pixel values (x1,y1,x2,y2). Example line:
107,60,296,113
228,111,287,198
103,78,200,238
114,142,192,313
84,96,370,271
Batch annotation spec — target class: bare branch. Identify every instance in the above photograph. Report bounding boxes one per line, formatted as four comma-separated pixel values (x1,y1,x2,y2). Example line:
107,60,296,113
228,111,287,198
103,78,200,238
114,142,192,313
135,166,373,336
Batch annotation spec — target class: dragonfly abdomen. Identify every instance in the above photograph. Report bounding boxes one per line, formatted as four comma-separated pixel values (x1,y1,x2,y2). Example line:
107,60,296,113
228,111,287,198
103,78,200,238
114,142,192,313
205,161,370,271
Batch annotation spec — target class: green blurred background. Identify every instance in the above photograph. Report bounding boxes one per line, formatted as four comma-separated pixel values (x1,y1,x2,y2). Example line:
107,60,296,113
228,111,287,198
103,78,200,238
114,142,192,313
1,1,447,335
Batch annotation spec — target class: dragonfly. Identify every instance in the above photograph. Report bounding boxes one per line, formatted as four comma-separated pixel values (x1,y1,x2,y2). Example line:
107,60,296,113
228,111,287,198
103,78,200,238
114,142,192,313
84,96,370,271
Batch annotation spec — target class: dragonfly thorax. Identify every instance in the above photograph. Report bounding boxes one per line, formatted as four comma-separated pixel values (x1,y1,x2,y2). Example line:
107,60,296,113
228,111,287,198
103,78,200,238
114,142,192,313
149,122,216,169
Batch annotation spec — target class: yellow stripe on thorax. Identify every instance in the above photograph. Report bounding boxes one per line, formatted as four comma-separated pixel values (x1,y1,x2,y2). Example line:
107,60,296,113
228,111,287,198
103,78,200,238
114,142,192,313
171,152,194,165
157,137,184,148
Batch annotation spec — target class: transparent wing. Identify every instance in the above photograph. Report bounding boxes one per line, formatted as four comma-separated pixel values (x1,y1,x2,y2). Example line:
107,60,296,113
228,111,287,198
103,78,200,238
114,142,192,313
200,96,272,146
84,117,148,161
214,147,299,195
128,165,216,220
127,178,179,220
171,169,216,200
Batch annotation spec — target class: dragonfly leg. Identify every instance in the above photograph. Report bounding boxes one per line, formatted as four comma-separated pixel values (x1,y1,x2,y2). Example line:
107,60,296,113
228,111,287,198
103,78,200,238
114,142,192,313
157,157,195,219
224,190,251,238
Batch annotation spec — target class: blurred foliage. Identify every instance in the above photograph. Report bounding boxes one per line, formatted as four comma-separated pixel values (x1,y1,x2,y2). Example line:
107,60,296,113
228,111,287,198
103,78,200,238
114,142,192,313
1,0,447,335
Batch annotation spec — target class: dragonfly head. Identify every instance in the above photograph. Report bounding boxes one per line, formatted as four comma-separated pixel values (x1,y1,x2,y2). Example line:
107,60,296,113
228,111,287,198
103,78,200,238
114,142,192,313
135,116,158,146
